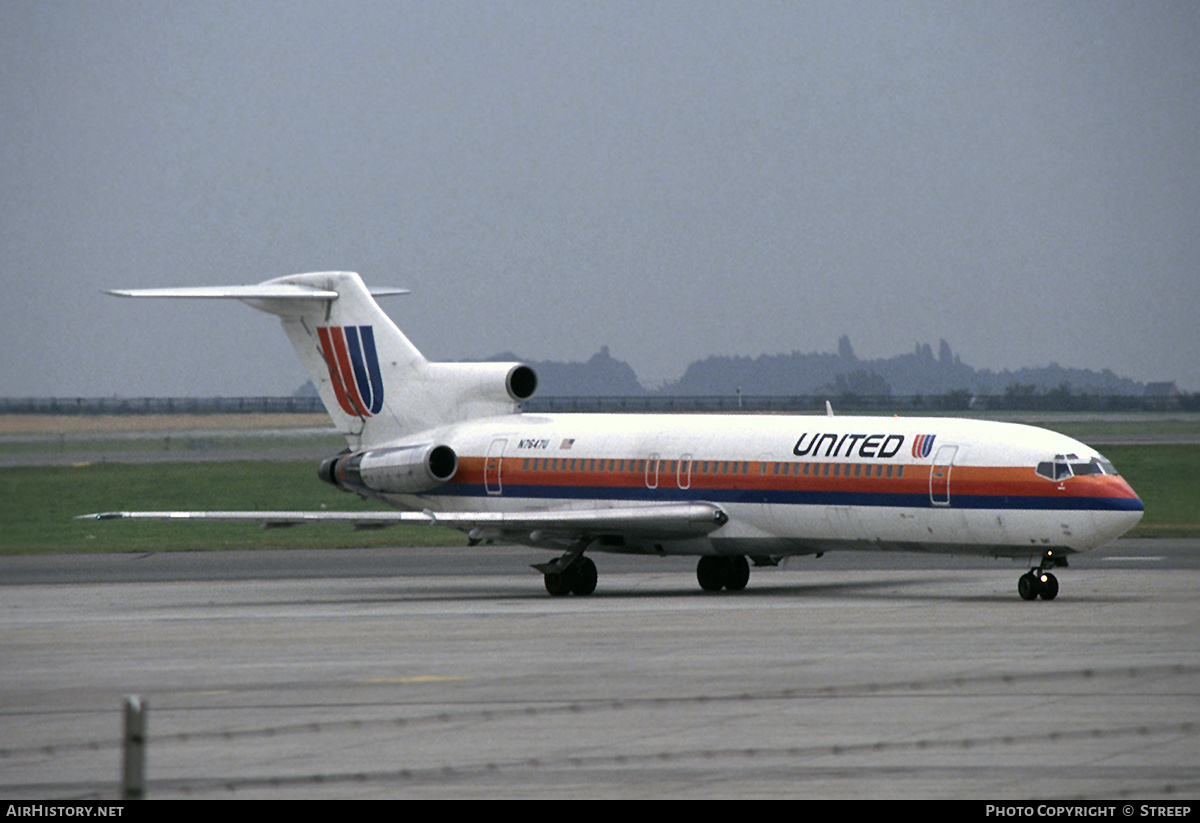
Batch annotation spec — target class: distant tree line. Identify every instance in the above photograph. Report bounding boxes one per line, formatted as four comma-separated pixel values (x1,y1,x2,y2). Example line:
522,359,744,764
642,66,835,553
527,389,1200,414
488,338,1158,400
7,337,1194,415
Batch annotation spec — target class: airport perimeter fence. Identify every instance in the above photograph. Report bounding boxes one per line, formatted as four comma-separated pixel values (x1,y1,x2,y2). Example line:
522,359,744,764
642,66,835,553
0,396,327,415
1,393,1195,416
6,665,1195,799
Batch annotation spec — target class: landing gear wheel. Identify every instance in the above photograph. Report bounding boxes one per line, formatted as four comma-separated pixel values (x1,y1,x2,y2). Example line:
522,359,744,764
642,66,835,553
542,555,597,597
726,556,750,591
1017,570,1060,601
1038,572,1059,601
696,556,750,592
569,556,598,596
697,556,725,592
545,571,571,597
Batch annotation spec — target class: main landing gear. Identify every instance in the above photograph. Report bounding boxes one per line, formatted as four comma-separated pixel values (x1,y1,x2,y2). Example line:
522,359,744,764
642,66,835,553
536,552,754,597
696,555,750,592
535,554,598,597
1017,550,1066,601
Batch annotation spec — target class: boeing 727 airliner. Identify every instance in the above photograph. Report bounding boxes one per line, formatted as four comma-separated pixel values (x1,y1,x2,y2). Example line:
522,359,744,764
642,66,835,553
86,271,1144,600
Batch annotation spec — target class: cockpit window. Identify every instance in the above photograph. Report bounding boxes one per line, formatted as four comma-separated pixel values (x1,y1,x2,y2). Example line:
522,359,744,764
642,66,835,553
1036,459,1071,481
1036,453,1118,481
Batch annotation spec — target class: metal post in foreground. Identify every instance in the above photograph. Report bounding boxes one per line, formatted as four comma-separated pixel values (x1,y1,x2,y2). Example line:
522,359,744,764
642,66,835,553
122,695,147,800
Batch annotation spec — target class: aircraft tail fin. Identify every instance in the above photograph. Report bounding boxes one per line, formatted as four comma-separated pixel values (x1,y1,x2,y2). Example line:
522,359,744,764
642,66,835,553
109,272,536,449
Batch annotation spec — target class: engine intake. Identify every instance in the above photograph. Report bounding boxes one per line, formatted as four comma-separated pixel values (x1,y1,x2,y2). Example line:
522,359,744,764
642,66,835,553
506,364,538,401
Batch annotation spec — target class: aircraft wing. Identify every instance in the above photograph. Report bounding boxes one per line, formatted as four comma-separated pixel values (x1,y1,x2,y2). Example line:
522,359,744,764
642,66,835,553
79,503,729,540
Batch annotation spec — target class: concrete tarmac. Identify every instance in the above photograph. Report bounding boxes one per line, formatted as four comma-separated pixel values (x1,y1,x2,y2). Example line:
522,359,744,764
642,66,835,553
1,540,1197,800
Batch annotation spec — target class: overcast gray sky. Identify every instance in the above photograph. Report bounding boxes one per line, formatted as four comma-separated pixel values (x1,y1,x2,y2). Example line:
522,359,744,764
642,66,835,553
3,1,1197,398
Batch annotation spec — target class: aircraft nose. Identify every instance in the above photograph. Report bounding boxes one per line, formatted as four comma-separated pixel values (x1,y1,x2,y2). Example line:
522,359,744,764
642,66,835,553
1121,478,1145,516
1097,477,1144,543
1118,498,1144,530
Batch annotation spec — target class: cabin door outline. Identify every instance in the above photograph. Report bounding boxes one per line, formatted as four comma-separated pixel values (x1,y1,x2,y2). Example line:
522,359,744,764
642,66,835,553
485,438,507,495
929,444,958,506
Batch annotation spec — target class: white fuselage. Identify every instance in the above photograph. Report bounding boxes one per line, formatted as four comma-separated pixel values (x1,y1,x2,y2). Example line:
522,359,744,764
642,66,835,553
358,412,1144,560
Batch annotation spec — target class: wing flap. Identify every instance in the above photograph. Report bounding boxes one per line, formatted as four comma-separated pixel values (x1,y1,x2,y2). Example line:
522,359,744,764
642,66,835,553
429,503,728,538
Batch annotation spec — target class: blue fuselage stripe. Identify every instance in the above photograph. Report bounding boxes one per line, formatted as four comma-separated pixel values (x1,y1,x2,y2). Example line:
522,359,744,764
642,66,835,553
436,483,1144,513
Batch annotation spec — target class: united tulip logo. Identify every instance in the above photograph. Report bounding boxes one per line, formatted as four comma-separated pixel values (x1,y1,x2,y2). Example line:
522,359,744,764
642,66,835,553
317,326,384,417
911,434,937,459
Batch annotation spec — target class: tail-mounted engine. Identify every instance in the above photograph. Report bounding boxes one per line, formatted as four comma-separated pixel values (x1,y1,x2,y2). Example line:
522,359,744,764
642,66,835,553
319,443,458,495
421,361,537,406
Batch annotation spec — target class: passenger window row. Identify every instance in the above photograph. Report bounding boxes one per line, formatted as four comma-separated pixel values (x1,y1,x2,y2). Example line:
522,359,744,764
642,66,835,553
518,457,906,479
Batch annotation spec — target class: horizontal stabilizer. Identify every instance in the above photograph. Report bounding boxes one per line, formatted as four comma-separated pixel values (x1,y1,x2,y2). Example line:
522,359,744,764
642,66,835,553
107,284,408,300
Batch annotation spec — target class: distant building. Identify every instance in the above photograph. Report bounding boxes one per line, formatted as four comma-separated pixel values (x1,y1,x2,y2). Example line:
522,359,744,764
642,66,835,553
1143,381,1180,397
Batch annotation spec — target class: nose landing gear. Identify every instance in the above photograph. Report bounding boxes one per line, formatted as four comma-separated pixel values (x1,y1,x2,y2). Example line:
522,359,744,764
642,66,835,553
1018,550,1066,601
1018,570,1058,601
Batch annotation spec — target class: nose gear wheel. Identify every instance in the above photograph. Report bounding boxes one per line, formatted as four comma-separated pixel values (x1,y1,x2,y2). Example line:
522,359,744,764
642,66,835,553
1017,551,1064,601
